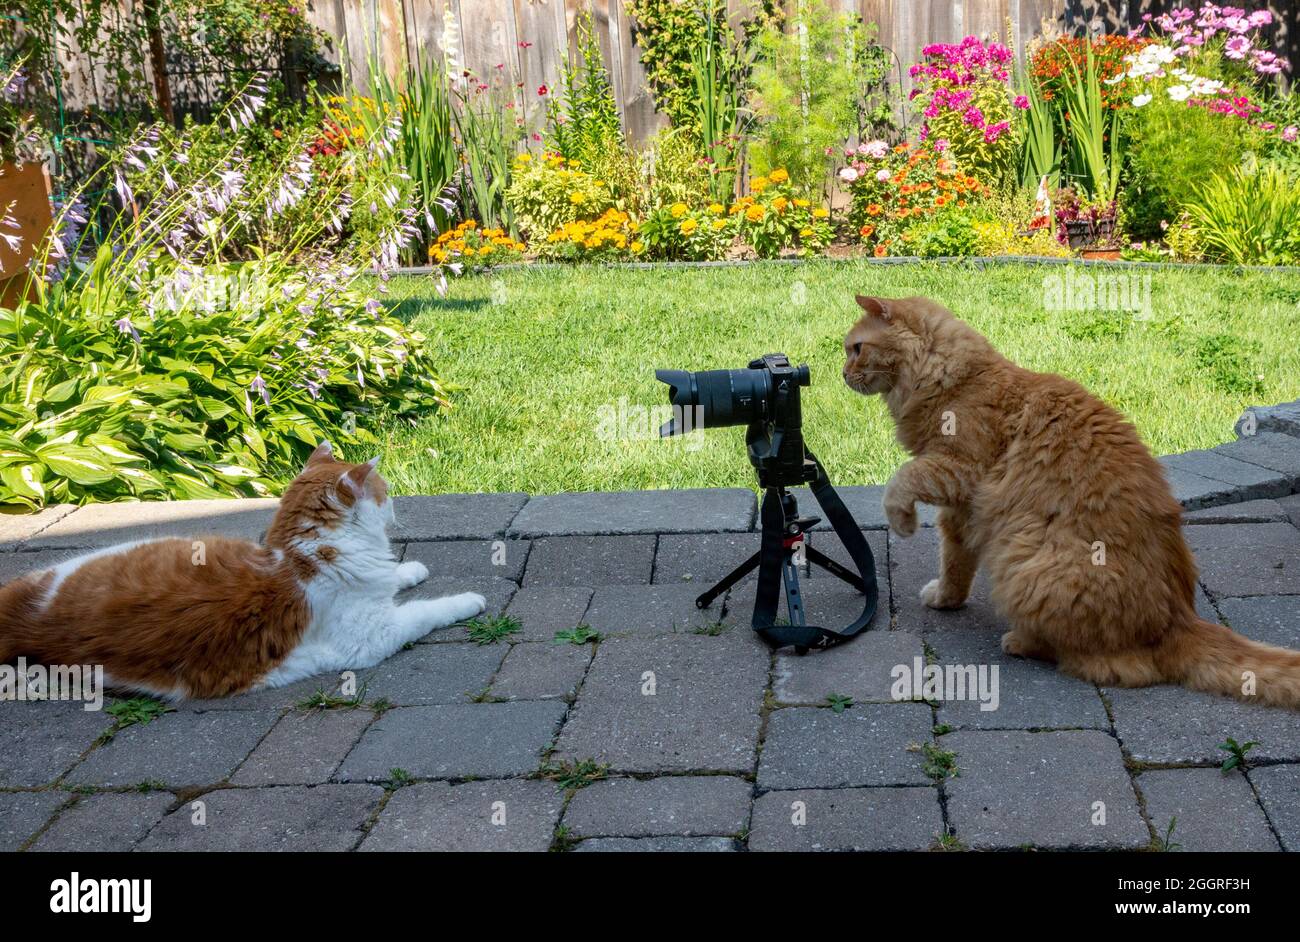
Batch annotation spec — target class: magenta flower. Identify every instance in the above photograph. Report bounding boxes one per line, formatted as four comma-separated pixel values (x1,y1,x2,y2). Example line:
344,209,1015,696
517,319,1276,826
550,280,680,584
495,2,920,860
1014,94,1030,110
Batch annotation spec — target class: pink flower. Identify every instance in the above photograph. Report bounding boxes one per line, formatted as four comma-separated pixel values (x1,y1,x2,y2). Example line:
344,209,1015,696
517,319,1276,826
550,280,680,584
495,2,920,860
1283,126,1299,143
1014,94,1030,110
1224,36,1250,59
839,166,859,183
875,168,890,182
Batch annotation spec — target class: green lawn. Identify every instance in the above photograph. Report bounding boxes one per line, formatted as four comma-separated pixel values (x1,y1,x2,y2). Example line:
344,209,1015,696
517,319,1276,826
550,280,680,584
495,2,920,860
376,260,1300,496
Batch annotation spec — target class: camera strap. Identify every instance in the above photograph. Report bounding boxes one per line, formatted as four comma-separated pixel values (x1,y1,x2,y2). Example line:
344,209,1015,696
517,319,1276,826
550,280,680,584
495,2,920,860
751,454,880,651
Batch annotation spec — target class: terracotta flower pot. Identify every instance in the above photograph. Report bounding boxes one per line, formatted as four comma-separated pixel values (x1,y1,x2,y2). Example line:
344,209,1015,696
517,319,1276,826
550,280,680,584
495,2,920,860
0,161,53,307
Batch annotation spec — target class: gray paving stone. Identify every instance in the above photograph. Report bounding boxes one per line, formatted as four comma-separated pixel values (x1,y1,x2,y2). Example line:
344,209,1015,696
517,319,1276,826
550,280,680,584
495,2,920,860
66,710,279,788
787,485,937,531
1280,493,1300,529
890,528,998,633
749,787,942,851
757,704,933,789
943,730,1148,849
573,836,738,852
30,792,175,852
508,488,754,538
503,586,595,642
1162,450,1289,500
1217,596,1300,649
355,643,505,706
1137,768,1279,851
1185,522,1300,597
26,498,280,550
927,629,1110,730
1214,432,1300,486
1106,684,1300,764
361,779,563,851
392,492,528,540
400,538,530,583
1250,764,1300,851
231,709,375,786
335,701,567,781
0,700,116,787
522,535,656,586
1163,467,1239,511
554,634,767,774
563,776,751,838
137,784,383,851
773,631,925,704
401,575,517,623
489,642,592,700
0,549,68,584
0,504,75,551
0,791,68,851
653,531,759,584
1237,400,1300,439
583,584,726,637
1184,499,1288,524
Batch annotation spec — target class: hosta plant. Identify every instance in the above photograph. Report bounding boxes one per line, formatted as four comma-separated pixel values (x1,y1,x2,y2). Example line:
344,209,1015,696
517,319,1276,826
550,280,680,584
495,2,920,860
0,79,447,508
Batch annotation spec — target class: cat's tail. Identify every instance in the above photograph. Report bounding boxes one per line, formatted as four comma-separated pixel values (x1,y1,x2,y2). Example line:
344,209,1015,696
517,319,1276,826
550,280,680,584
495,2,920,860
0,571,52,663
1161,616,1300,709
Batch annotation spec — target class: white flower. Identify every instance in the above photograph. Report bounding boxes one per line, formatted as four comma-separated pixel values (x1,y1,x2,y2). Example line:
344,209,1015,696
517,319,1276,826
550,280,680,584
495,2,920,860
1167,85,1192,101
876,168,891,182
1132,94,1153,107
1104,73,1126,85
838,167,859,183
1189,76,1223,95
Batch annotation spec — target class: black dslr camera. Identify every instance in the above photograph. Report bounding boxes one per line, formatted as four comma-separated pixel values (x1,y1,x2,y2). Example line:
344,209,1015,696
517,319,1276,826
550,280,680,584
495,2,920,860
655,354,878,652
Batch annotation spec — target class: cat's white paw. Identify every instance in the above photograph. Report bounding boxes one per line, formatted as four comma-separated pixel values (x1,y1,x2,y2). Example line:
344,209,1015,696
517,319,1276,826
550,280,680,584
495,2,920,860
395,560,430,589
454,592,487,621
920,578,965,610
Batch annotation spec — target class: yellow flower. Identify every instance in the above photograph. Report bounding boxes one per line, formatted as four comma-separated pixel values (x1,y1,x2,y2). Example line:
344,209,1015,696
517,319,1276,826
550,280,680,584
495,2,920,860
750,176,769,194
631,240,644,253
570,192,586,204
679,218,699,235
516,153,532,163
794,198,810,208
709,203,725,214
800,228,813,237
769,168,789,183
745,204,766,222
773,196,789,212
812,207,830,219
670,203,689,218
712,219,727,231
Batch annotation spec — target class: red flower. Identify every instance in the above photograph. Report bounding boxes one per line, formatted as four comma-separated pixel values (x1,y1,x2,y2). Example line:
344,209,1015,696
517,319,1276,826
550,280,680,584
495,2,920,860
537,84,548,96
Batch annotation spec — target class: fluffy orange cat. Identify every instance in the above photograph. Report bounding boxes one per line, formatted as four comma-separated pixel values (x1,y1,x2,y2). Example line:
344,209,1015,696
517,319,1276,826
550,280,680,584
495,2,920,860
843,294,1300,708
0,443,484,699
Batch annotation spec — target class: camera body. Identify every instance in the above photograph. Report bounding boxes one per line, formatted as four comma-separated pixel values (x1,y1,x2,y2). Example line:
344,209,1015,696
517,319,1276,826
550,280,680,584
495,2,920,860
655,352,813,489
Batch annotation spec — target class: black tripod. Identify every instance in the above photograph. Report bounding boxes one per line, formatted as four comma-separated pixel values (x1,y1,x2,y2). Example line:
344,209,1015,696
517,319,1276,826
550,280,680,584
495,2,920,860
695,452,879,653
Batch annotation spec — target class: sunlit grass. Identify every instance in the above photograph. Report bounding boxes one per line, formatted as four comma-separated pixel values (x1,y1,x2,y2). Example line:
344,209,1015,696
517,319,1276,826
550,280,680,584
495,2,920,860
373,260,1300,495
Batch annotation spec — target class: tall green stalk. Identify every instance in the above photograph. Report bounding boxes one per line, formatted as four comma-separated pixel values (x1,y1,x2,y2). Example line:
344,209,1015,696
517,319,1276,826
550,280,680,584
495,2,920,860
1054,39,1121,203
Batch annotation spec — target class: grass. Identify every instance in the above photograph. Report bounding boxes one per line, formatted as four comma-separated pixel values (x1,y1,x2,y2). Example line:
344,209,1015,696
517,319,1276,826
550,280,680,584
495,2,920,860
464,614,522,645
375,260,1300,495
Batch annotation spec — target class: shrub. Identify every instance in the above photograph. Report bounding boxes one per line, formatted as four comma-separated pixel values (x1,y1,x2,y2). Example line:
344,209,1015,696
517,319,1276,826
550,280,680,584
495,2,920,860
539,209,637,262
843,141,988,256
910,36,1021,187
1184,165,1300,265
644,128,713,209
546,8,623,169
749,0,870,195
904,206,979,258
505,153,614,245
729,169,832,258
427,220,526,268
637,202,732,261
0,83,444,508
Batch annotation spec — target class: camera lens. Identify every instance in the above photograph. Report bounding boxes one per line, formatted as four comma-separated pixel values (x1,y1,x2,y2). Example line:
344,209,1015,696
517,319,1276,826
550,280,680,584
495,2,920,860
655,367,771,436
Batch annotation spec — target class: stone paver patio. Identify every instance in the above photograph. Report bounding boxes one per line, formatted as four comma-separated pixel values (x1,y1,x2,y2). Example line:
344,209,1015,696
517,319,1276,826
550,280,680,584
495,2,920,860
2,427,1300,852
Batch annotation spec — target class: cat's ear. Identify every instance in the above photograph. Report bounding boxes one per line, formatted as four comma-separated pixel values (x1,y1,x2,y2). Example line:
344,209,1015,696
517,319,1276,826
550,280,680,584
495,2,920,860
855,295,892,321
339,461,374,495
365,455,380,469
305,441,334,469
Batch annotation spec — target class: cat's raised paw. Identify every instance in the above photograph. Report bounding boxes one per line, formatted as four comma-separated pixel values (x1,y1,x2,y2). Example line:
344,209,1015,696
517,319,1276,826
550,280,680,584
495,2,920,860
920,578,965,610
395,560,430,589
885,500,918,537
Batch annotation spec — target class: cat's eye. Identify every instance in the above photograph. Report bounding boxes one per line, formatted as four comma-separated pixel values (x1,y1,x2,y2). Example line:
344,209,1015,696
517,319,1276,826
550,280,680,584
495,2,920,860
850,342,863,357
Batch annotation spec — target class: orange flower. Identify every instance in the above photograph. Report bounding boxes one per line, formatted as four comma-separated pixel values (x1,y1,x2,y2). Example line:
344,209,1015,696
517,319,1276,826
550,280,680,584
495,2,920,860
935,195,949,207
957,199,967,208
874,244,888,257
866,203,882,216
859,224,875,238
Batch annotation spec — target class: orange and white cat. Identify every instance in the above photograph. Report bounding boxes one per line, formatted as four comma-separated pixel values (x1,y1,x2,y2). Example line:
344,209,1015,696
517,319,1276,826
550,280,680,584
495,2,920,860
844,294,1300,708
0,443,486,699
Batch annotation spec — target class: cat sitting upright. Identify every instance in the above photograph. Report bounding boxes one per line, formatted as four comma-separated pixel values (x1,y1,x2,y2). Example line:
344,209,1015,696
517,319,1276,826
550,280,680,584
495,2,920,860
0,442,486,699
843,294,1300,708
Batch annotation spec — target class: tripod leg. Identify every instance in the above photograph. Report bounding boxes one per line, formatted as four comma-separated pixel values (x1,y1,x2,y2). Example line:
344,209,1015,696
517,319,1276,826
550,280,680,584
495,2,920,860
695,551,762,610
805,545,867,593
782,554,806,626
